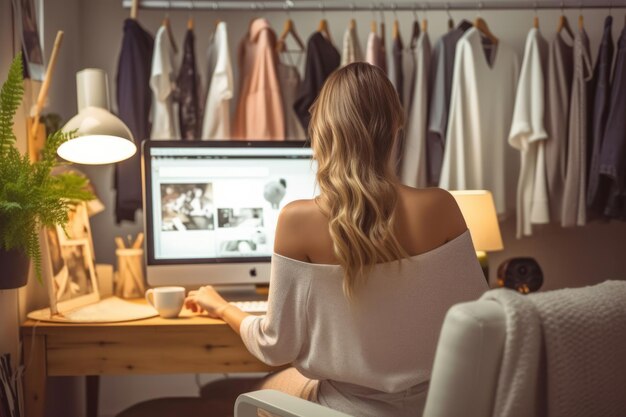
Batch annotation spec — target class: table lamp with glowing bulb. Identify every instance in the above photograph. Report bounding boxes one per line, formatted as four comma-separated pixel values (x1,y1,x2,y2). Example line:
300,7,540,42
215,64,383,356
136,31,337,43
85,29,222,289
58,69,136,164
450,190,504,283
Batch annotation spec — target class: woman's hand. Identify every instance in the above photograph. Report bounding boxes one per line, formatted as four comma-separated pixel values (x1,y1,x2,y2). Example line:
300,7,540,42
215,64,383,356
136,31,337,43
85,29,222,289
185,286,230,318
186,286,250,335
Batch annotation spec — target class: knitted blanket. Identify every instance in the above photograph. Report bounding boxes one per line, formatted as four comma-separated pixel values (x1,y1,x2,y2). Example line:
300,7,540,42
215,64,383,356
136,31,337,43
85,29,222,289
481,280,626,417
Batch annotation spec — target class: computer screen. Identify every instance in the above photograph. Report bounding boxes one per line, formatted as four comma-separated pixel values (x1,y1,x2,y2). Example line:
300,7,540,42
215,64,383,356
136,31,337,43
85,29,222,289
142,141,317,287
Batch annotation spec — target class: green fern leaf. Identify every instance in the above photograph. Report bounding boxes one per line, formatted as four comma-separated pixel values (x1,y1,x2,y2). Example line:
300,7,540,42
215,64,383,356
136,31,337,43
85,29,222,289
0,53,24,156
0,54,94,285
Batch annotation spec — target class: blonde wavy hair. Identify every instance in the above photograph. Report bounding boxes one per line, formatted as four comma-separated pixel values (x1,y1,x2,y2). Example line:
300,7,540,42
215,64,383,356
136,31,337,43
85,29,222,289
309,63,407,298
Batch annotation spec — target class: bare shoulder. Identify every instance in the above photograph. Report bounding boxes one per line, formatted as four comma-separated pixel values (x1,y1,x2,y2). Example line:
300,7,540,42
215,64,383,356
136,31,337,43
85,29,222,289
274,199,321,261
398,185,457,211
397,186,468,242
277,199,320,224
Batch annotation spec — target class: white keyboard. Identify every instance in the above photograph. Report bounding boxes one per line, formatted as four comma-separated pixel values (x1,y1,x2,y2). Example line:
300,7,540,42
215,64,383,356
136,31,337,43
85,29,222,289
231,300,268,313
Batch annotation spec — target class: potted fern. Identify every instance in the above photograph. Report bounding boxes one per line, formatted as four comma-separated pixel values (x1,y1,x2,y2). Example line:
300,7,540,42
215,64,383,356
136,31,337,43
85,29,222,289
0,54,93,289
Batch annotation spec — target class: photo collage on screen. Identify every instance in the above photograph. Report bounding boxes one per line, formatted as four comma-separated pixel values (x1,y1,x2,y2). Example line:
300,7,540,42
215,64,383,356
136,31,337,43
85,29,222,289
151,147,317,261
157,179,283,259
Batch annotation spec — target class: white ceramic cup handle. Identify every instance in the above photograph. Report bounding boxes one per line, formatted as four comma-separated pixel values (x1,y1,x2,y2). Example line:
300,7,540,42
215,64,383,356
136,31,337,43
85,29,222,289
145,289,155,308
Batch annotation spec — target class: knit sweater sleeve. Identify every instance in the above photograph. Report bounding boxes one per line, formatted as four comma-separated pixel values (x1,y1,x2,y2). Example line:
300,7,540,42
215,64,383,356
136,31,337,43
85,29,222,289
240,254,312,366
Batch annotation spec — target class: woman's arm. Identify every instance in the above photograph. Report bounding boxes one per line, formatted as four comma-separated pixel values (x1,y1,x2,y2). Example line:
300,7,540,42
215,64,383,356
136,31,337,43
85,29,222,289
185,202,311,366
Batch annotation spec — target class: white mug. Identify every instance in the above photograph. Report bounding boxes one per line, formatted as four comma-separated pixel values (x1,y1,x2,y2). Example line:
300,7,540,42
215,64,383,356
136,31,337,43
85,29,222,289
145,286,185,318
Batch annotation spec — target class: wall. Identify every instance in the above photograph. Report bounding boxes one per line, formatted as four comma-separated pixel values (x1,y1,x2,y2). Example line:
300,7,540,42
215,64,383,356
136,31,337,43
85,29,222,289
66,0,626,287
38,0,626,415
0,1,89,415
0,0,21,385
0,0,52,412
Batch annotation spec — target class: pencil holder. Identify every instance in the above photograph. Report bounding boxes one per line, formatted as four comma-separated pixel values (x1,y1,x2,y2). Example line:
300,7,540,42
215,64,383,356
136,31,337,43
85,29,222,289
115,248,145,299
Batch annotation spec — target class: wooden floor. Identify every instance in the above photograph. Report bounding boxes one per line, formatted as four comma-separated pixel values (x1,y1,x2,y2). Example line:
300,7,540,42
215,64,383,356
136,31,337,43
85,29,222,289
116,377,263,417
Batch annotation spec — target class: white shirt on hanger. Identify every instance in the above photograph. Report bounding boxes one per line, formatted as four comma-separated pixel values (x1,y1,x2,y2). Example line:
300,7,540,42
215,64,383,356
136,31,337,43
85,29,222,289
440,28,519,216
400,31,431,188
365,32,383,68
509,27,550,238
150,25,180,140
341,25,363,67
201,22,234,140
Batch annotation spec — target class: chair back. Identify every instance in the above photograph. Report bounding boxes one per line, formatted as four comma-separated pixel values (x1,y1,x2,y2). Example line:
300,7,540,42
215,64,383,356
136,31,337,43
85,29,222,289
422,300,506,417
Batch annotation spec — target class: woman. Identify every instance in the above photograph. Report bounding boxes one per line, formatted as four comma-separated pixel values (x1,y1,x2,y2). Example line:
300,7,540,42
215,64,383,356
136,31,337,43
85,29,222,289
185,63,487,416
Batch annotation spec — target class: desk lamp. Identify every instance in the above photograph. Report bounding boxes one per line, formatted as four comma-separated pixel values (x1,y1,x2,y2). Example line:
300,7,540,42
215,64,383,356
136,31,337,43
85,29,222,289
58,69,135,164
450,190,503,283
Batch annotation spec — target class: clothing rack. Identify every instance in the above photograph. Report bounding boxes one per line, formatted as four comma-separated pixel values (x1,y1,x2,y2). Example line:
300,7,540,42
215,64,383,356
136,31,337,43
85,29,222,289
122,0,626,12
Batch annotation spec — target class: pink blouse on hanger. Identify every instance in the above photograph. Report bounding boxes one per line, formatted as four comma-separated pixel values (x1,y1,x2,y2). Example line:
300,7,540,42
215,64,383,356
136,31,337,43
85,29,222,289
233,18,285,140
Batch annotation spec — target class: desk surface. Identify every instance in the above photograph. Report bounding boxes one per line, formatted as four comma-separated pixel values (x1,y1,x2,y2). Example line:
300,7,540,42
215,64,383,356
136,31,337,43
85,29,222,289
22,300,269,375
22,307,227,331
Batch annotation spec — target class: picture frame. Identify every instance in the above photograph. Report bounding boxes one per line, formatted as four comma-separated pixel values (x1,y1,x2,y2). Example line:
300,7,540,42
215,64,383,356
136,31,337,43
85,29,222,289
40,202,100,316
11,0,45,81
57,200,97,264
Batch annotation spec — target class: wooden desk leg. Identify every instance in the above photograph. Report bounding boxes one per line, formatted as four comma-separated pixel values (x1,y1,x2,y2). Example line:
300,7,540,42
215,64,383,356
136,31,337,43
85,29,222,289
86,375,99,417
22,333,46,417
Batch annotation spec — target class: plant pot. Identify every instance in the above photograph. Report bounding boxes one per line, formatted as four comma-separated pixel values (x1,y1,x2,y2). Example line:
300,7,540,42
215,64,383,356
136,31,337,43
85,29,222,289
0,247,30,289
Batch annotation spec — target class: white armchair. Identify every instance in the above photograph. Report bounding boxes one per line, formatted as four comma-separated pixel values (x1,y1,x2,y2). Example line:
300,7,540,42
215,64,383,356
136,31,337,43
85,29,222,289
235,389,352,417
235,299,507,417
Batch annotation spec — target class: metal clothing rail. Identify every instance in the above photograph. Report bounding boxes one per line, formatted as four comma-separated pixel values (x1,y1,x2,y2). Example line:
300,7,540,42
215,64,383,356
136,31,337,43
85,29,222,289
122,0,626,12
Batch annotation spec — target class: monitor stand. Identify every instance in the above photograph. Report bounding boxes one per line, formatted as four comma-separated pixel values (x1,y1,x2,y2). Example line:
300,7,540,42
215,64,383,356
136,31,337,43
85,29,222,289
213,284,268,302
254,284,269,296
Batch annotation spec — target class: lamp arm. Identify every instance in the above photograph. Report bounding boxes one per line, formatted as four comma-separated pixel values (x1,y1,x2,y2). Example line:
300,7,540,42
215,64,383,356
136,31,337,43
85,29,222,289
29,30,64,142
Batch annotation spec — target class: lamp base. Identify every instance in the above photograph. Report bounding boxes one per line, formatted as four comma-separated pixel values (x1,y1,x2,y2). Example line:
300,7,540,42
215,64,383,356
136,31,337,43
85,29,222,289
476,251,489,284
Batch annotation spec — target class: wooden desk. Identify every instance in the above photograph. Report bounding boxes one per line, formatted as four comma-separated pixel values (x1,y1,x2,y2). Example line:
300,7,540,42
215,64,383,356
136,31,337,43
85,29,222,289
21,306,274,417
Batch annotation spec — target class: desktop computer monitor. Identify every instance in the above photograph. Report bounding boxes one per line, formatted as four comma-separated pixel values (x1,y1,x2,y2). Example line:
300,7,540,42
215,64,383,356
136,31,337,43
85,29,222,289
142,140,317,287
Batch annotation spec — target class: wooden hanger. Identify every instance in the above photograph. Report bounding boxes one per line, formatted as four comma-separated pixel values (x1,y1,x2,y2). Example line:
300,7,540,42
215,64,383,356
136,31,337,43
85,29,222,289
370,19,377,33
474,17,498,45
533,15,539,29
392,19,399,40
349,18,356,31
445,5,454,31
557,15,574,39
420,5,428,34
277,18,305,53
378,6,385,43
163,15,178,54
130,0,139,19
187,0,195,30
578,13,584,30
410,19,420,48
318,18,331,42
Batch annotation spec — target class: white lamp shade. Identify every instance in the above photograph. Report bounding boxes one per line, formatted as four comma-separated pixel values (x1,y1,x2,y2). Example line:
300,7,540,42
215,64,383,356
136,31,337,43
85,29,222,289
451,190,504,252
59,106,136,164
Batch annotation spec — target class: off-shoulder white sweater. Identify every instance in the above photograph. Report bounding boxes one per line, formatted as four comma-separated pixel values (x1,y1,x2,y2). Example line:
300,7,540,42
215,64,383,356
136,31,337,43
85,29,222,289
240,230,487,417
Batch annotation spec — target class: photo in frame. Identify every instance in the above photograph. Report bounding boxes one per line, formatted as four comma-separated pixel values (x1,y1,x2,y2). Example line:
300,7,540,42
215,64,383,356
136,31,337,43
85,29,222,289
41,202,99,316
29,201,157,323
58,201,96,265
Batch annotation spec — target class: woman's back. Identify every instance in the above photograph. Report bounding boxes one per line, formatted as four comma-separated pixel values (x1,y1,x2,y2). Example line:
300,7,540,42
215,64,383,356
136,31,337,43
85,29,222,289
241,198,487,417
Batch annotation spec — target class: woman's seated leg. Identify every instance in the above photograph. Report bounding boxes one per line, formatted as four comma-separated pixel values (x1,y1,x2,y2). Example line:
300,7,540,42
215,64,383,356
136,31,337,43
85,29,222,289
254,367,319,417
